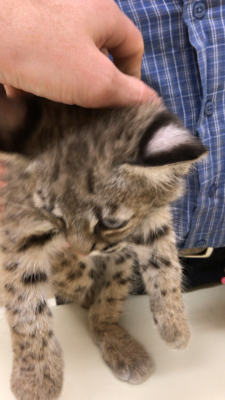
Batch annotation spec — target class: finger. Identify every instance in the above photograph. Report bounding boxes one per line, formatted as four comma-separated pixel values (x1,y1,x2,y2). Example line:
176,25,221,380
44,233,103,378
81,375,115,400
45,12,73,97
78,50,161,108
4,85,29,98
100,47,109,57
101,4,144,78
100,71,161,107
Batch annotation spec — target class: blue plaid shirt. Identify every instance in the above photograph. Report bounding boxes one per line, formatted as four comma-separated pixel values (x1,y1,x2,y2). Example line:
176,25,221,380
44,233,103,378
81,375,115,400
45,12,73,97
115,0,225,249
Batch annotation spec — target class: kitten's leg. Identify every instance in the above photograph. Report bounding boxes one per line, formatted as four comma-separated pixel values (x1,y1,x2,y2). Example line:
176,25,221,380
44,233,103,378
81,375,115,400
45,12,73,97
138,228,190,350
52,254,103,308
1,250,63,400
89,254,153,384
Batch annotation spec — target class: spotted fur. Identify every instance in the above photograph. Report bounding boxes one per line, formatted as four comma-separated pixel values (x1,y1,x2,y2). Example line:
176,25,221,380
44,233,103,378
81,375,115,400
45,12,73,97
0,92,207,399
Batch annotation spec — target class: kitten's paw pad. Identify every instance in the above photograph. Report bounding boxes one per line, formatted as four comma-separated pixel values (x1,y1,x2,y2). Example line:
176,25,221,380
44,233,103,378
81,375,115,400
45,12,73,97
157,319,191,350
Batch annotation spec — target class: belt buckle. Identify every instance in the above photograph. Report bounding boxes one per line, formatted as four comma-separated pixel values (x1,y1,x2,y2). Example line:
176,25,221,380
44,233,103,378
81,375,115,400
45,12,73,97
182,247,213,258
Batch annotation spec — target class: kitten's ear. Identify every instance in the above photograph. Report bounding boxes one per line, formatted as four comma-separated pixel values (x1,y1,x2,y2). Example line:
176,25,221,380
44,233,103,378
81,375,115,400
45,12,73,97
134,111,208,167
0,86,40,153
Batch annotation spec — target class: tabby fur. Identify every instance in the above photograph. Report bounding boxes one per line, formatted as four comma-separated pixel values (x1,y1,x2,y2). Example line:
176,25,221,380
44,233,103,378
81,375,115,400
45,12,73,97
0,91,207,400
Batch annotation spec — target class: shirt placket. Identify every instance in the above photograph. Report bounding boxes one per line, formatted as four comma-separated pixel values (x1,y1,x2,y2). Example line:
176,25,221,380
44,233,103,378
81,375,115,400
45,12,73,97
183,0,225,248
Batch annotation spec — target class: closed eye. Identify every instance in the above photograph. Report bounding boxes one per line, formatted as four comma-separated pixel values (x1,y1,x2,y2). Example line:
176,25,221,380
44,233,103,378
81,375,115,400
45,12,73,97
51,206,67,229
42,208,67,230
55,216,67,230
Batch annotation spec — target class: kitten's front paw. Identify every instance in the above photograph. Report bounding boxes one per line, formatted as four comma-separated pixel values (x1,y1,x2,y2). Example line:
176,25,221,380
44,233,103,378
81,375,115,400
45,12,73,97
156,316,191,350
110,347,153,385
11,345,64,400
96,323,154,384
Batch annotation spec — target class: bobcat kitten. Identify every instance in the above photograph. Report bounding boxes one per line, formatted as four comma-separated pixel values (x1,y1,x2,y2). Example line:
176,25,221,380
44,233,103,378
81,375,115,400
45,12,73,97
0,92,207,400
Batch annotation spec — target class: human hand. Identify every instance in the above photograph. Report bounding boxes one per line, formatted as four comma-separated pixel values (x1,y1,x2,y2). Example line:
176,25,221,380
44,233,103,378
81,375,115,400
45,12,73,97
0,0,159,107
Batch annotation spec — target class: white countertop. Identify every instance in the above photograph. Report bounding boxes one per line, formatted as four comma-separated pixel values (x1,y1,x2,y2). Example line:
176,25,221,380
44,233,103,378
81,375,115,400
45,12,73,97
0,285,225,400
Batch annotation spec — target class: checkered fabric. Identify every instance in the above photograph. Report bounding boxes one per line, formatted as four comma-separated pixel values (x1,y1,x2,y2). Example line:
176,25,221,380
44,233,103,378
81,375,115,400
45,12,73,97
115,0,225,249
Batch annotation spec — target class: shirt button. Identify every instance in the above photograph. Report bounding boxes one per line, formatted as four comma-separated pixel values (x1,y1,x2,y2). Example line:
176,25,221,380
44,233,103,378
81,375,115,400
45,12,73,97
208,184,217,198
193,2,206,19
195,239,207,247
204,101,213,116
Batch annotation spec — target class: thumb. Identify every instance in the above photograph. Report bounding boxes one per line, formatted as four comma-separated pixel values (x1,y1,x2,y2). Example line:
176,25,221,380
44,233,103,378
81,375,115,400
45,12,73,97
77,50,161,108
105,67,161,107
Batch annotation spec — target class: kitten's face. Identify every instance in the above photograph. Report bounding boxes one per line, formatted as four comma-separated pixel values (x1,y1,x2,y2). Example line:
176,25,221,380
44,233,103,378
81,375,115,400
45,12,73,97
0,96,207,256
31,148,202,257
32,166,158,256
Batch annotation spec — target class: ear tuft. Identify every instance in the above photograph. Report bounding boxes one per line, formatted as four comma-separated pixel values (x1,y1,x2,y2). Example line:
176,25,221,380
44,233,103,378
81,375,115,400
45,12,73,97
137,111,208,166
